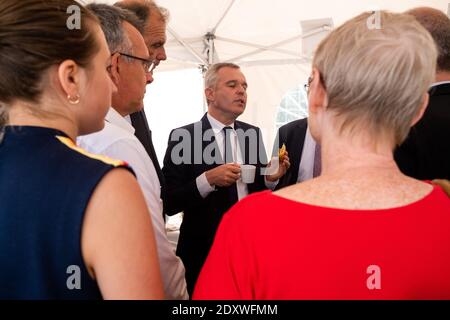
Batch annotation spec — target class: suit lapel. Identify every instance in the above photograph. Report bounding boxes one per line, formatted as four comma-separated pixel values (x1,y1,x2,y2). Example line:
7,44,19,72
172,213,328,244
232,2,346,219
288,120,307,185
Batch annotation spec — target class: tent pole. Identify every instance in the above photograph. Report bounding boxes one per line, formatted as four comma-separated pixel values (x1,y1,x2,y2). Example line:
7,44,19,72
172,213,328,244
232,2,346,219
238,58,308,67
215,36,299,58
166,36,204,46
226,25,332,62
210,0,236,34
205,33,216,65
167,26,208,65
225,34,304,62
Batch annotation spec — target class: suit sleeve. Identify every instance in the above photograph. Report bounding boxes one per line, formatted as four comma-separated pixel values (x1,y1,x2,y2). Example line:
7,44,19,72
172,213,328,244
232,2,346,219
162,129,204,216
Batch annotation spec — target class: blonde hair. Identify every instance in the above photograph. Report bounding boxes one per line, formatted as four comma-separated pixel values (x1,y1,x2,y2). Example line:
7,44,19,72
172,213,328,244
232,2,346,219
313,11,437,145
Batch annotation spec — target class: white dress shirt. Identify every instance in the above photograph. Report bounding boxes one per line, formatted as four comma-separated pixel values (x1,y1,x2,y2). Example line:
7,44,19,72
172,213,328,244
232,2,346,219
431,81,450,87
297,126,317,182
78,108,188,300
196,113,249,200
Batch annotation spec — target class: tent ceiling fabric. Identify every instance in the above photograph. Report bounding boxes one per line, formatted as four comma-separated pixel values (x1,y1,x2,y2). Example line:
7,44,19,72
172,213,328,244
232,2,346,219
88,0,449,156
94,0,449,71
95,0,448,71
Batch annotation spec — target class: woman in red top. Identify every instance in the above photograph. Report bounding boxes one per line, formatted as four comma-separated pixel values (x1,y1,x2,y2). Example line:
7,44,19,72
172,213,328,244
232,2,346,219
193,11,450,300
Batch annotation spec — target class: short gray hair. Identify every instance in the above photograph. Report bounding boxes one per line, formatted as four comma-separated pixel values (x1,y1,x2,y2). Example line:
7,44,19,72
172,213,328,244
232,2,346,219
87,3,145,54
114,0,170,27
313,11,437,145
204,62,241,89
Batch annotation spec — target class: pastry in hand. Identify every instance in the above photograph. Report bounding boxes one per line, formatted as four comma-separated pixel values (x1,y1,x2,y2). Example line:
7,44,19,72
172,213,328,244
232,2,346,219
278,143,287,162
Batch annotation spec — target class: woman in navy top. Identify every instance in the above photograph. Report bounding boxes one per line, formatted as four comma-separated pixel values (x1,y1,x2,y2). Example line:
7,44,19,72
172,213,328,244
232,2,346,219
0,0,163,299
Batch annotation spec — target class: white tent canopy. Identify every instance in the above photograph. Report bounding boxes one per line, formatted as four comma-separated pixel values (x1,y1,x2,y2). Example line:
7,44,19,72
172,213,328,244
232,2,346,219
93,0,449,160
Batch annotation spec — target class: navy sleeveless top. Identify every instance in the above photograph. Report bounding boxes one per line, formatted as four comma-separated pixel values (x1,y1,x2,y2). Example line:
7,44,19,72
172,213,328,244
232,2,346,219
0,126,132,299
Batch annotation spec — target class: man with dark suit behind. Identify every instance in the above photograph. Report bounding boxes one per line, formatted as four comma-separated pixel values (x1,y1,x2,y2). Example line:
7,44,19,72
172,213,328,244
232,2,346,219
395,7,450,180
271,117,323,190
115,0,169,201
162,63,287,295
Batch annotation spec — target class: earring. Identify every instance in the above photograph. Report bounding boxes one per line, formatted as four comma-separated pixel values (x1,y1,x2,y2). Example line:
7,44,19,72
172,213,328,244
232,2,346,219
67,94,80,105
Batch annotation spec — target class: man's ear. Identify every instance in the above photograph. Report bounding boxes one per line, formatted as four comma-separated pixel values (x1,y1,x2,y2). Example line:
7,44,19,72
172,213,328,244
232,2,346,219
410,93,429,127
308,67,328,114
205,87,214,104
57,59,79,100
109,52,121,86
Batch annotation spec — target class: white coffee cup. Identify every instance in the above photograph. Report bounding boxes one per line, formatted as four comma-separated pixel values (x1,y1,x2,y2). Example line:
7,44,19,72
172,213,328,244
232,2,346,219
240,164,256,184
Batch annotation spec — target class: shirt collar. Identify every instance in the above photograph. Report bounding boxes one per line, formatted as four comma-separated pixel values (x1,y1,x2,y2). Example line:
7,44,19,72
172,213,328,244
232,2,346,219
207,113,235,134
124,114,132,125
304,125,316,147
105,108,135,134
430,81,450,88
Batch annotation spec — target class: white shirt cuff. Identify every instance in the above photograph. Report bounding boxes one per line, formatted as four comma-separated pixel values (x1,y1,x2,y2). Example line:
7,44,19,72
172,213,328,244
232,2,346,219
265,177,279,190
196,173,216,198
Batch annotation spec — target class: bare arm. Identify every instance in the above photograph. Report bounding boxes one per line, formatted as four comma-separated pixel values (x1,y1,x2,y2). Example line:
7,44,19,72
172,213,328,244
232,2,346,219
81,168,164,299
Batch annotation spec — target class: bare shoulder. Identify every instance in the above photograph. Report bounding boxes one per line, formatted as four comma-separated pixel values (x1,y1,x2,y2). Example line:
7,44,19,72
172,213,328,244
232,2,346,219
89,167,142,206
81,167,164,299
81,167,151,272
84,168,148,224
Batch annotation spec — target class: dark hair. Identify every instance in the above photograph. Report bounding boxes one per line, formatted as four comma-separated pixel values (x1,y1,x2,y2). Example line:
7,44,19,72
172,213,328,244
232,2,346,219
86,3,145,53
114,0,170,28
407,7,450,72
0,0,100,106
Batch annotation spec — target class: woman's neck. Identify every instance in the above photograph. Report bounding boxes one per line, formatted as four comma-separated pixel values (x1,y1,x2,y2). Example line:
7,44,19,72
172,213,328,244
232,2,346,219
7,102,77,141
320,127,399,178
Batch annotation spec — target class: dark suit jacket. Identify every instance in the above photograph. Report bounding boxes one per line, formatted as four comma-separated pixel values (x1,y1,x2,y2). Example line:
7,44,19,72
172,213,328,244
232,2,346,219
273,118,308,190
162,113,267,294
395,83,450,180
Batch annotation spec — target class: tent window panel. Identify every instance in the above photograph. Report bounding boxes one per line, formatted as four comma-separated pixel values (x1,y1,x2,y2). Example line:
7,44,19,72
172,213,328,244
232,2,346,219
275,84,308,130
